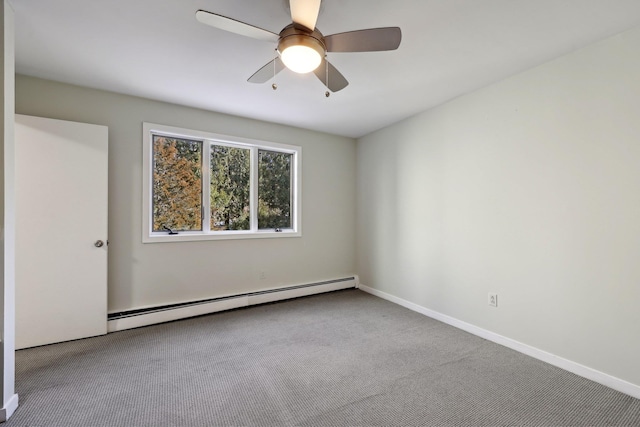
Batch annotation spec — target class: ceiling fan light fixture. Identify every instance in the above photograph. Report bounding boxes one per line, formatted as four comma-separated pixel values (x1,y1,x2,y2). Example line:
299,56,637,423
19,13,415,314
278,34,324,74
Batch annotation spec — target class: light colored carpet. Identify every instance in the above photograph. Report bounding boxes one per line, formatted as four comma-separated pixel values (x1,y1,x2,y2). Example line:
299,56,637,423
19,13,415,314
6,289,640,426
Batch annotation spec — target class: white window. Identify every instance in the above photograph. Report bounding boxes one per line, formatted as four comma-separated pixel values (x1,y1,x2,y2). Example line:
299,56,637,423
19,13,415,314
142,123,301,242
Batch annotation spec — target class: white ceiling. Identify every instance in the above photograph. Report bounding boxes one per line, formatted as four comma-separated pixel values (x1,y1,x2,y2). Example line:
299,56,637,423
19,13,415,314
11,0,640,138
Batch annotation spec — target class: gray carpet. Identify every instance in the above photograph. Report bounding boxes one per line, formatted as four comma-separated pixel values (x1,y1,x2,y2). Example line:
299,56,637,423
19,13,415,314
6,289,640,426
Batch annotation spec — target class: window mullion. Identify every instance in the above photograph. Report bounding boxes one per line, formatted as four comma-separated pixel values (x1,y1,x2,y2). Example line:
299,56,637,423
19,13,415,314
291,152,295,231
202,141,211,232
250,147,258,232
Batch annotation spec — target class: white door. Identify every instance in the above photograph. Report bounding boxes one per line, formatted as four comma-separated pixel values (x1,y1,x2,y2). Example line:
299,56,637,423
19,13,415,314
15,114,108,349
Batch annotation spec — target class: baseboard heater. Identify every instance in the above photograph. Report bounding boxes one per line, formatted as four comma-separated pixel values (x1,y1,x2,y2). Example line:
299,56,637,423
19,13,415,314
107,276,358,333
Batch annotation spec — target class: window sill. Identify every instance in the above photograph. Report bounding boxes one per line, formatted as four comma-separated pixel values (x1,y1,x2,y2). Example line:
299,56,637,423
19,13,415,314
143,230,301,243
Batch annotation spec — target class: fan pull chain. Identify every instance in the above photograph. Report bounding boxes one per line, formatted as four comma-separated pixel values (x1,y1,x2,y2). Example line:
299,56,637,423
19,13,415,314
325,58,330,98
272,52,278,90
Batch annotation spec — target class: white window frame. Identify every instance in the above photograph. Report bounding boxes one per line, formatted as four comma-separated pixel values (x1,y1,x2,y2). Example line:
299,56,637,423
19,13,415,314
142,122,302,243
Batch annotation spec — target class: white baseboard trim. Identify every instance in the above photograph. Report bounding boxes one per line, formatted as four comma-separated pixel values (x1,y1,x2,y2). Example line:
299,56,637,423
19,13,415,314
108,277,358,333
0,393,19,422
358,284,640,400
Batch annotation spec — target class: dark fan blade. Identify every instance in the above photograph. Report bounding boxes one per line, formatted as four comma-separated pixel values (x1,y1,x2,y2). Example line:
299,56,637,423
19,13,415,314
325,27,402,52
196,10,279,43
313,59,348,92
290,0,321,31
248,57,285,83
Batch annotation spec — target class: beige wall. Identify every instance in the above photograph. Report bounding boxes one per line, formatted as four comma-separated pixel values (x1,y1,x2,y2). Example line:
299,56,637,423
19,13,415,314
16,75,357,313
357,26,640,387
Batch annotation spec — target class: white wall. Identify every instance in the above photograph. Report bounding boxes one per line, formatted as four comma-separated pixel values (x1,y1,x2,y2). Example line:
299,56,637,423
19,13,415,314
357,25,640,388
1,0,18,420
16,76,356,313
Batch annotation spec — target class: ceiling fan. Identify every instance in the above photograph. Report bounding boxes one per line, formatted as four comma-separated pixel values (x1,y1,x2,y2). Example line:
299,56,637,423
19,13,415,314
195,0,402,93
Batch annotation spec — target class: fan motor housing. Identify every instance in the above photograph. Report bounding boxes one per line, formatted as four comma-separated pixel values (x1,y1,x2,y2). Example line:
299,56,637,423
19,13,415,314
277,24,326,57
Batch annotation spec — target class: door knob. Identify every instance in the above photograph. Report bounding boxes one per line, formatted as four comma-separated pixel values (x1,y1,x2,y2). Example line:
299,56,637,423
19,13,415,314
94,240,105,248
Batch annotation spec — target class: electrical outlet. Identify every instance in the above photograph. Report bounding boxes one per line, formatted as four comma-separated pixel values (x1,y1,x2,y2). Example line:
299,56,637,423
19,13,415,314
488,293,498,307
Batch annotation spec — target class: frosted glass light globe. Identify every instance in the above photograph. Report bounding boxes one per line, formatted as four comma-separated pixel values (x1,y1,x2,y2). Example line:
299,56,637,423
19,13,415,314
278,32,325,74
280,45,322,74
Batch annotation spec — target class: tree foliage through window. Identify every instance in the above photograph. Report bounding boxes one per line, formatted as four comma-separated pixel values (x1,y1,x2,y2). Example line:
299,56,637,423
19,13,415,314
258,150,292,229
151,132,295,235
152,136,202,232
210,145,250,230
